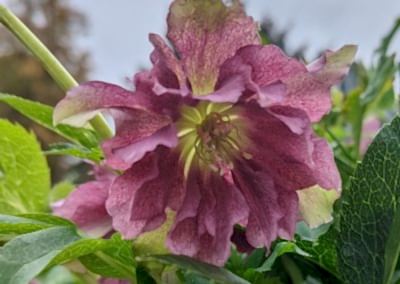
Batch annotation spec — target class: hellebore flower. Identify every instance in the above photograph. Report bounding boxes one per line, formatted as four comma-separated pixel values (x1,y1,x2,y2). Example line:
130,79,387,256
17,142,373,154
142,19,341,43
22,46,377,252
54,0,356,266
53,166,115,237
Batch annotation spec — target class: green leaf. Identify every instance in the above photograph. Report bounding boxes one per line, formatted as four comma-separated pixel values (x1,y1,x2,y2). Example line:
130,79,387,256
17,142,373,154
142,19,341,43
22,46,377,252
0,120,50,214
16,213,74,227
45,143,103,162
256,242,309,272
0,94,100,148
136,266,157,284
79,234,136,280
337,116,400,284
0,213,73,242
141,254,250,284
50,181,75,203
36,265,87,284
0,226,80,284
0,215,52,237
295,226,339,276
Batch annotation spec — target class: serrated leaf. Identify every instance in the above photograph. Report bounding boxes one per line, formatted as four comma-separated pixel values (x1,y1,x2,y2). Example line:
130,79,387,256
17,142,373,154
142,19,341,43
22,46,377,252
0,226,81,284
337,116,400,284
0,94,100,148
45,143,103,162
0,120,50,214
142,255,250,284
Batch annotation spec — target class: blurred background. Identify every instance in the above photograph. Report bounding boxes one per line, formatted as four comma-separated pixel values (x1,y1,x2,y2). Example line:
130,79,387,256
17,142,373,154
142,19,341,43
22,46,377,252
0,0,399,182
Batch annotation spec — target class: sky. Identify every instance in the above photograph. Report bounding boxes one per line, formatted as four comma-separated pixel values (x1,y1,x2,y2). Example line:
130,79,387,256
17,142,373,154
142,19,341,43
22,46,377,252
3,0,400,85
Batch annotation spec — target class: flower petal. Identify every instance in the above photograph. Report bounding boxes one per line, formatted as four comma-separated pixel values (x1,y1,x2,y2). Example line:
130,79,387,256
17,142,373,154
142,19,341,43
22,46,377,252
240,102,341,192
223,44,357,122
54,180,112,237
54,81,154,127
148,33,189,96
297,185,339,228
106,148,183,239
311,134,342,190
167,0,259,95
232,160,283,247
168,169,248,266
103,124,178,170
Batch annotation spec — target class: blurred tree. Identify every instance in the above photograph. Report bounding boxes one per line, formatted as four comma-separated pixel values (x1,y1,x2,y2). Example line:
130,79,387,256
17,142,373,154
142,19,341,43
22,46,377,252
0,0,90,182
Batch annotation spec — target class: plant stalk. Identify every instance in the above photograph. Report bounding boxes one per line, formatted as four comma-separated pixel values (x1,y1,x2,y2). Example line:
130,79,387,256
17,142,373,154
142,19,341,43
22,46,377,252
0,5,113,139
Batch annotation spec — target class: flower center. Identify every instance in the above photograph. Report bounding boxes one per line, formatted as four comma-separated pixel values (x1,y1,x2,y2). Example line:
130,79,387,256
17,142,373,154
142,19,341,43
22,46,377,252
177,102,245,177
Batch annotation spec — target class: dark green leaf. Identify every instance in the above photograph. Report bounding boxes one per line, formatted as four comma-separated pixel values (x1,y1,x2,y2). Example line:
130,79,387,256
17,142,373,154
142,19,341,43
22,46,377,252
337,116,400,284
136,266,157,284
295,226,339,276
0,94,99,148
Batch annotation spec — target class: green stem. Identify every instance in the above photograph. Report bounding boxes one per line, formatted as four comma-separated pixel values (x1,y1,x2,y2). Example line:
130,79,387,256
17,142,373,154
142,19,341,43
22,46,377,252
281,255,303,284
0,5,113,139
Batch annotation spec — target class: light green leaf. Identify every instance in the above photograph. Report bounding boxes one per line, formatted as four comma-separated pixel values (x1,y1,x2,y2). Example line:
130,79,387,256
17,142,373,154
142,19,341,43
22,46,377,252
0,214,73,236
256,242,309,272
50,181,75,203
0,226,81,284
337,116,400,284
141,254,250,284
0,120,50,214
79,234,136,280
0,94,100,148
36,265,87,284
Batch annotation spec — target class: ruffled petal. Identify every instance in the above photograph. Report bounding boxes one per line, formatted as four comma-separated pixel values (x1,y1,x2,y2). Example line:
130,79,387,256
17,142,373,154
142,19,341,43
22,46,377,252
148,33,189,96
232,160,282,248
167,0,259,95
311,134,341,190
106,148,183,239
54,81,179,170
103,124,178,170
54,179,112,237
54,81,162,127
240,103,316,190
222,44,356,122
168,169,248,266
240,102,341,192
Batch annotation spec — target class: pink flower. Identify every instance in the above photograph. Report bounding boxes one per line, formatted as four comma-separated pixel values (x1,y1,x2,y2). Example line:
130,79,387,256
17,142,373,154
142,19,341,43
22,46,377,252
54,0,356,266
53,166,115,237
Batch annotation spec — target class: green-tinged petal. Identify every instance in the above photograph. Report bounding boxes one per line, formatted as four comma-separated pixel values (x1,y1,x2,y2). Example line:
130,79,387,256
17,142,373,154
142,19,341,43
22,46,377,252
167,0,259,95
297,185,339,228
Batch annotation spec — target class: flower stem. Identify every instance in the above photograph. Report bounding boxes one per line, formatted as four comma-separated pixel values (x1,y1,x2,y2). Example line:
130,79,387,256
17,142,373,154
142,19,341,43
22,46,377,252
281,255,303,284
0,5,113,139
